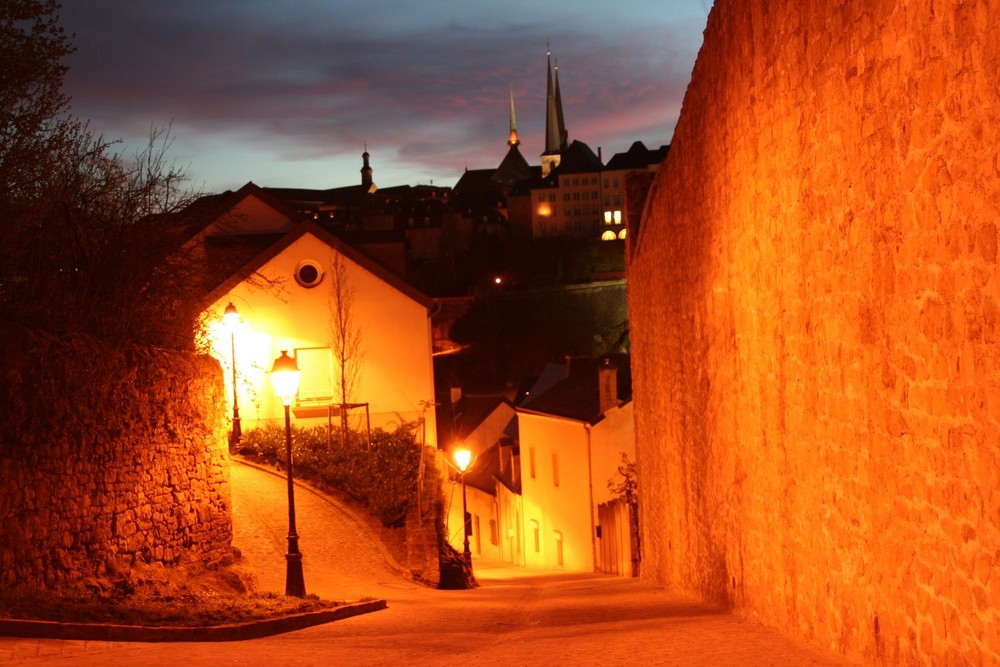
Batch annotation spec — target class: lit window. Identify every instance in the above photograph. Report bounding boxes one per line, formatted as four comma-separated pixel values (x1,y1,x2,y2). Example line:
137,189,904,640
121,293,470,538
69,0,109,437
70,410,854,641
294,347,334,403
602,230,617,241
618,229,627,240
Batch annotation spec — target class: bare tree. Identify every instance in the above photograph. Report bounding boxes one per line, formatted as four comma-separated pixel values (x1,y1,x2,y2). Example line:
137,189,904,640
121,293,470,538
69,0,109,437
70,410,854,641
328,252,363,436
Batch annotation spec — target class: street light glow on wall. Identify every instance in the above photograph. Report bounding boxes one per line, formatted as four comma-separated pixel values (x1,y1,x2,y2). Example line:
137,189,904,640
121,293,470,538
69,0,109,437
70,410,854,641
270,350,306,597
223,302,241,447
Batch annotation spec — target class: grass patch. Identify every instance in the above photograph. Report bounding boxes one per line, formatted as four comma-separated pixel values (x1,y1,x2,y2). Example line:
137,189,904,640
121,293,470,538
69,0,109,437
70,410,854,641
0,584,343,627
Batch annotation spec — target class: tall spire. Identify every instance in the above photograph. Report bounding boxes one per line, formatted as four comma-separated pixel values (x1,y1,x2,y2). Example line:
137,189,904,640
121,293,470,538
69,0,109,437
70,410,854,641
554,58,568,150
508,86,520,147
541,44,565,177
543,45,561,157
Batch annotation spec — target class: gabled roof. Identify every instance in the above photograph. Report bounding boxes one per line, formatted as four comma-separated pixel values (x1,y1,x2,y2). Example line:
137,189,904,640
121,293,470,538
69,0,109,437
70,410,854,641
460,440,521,496
554,140,603,174
171,181,305,247
437,394,513,445
605,141,671,171
200,182,302,230
491,145,532,189
200,220,434,312
518,353,632,424
454,168,497,195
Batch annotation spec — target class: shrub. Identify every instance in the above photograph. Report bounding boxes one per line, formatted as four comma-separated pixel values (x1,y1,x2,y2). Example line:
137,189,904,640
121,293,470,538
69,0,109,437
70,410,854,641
236,422,422,528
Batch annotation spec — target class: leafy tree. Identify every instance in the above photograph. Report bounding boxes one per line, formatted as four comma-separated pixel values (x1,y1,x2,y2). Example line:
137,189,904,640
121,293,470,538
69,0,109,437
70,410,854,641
0,2,201,346
0,0,75,205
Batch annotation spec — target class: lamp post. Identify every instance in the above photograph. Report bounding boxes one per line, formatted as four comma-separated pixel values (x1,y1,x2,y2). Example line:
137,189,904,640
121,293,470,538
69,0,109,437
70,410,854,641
270,350,306,597
223,303,241,447
453,447,473,564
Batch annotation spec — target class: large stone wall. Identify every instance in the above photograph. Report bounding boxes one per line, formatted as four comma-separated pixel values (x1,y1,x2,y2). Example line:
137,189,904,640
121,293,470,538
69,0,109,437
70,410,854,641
628,1,1000,664
0,324,232,590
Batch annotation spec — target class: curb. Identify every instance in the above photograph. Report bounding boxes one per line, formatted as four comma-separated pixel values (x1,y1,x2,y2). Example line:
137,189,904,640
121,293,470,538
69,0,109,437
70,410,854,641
0,598,386,643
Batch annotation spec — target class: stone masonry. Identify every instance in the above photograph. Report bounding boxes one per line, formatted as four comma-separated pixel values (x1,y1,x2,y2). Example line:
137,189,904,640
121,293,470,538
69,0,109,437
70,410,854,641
0,324,232,590
628,1,999,665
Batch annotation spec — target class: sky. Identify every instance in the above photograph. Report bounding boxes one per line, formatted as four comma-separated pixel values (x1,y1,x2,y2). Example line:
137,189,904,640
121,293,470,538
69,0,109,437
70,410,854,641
58,1,713,194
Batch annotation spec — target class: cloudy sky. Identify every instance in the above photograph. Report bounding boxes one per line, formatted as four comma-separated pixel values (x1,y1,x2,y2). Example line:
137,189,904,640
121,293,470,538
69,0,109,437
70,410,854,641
59,1,713,194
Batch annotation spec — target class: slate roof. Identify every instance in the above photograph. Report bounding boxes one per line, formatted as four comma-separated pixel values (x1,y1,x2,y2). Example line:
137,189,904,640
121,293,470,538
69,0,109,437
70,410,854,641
605,141,670,171
553,140,603,175
199,220,434,311
518,353,632,423
437,394,512,445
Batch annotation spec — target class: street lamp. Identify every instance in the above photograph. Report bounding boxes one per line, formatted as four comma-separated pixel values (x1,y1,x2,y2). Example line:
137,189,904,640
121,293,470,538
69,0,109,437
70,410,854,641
453,447,473,564
223,302,241,447
270,350,306,597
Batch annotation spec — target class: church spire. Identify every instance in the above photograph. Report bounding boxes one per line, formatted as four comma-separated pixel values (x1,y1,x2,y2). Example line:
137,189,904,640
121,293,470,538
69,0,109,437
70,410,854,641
543,45,561,157
508,86,520,147
554,58,568,150
541,44,565,177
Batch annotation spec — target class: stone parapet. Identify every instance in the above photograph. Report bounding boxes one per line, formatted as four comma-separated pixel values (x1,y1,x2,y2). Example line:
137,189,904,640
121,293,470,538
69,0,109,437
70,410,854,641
0,324,232,590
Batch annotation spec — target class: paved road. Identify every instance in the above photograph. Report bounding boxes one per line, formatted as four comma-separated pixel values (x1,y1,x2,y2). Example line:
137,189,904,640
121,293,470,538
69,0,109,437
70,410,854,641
0,460,863,666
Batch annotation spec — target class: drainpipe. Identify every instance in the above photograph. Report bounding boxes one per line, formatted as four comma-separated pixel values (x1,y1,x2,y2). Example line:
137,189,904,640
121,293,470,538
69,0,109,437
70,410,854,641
585,423,597,571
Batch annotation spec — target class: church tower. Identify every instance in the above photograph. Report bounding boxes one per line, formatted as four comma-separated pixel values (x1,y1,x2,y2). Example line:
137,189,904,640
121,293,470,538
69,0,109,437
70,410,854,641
541,46,568,177
493,88,532,189
360,147,373,190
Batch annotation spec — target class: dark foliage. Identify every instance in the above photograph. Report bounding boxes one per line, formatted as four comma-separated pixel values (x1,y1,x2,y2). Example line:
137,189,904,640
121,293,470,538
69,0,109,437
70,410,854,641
448,282,629,387
0,2,203,347
238,422,422,528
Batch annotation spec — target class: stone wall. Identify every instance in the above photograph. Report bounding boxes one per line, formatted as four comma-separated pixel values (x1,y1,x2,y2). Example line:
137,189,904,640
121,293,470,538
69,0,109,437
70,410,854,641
628,1,1000,664
0,324,232,590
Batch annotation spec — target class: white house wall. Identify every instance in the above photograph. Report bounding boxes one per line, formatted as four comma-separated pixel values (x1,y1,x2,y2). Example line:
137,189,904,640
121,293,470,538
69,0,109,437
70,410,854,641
517,413,596,571
517,402,635,573
205,232,437,446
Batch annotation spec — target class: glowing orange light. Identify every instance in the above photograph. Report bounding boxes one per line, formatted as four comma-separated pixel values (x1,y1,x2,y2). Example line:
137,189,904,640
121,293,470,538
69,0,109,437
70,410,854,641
223,302,240,330
453,447,473,473
270,351,301,406
538,203,552,217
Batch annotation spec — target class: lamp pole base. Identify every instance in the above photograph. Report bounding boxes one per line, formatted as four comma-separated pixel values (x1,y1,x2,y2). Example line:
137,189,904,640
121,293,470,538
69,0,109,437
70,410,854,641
285,544,306,597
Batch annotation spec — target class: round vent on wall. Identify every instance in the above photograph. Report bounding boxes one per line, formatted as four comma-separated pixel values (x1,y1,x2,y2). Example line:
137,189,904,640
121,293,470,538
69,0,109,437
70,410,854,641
294,260,324,288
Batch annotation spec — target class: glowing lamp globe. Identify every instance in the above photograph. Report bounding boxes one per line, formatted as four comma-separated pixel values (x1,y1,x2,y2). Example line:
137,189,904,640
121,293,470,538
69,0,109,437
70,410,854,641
223,302,240,330
270,351,300,406
453,448,472,473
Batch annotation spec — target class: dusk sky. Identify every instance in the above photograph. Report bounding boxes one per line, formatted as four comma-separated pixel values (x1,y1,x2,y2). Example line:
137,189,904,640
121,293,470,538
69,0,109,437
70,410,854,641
59,1,713,194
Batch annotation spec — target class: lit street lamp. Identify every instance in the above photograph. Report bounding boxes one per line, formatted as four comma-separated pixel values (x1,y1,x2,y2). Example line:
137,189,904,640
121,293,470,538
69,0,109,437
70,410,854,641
453,447,473,564
223,303,241,447
271,350,306,597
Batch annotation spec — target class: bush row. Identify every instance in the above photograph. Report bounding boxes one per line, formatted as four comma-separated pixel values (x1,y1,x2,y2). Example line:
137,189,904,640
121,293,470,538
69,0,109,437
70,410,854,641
237,423,422,528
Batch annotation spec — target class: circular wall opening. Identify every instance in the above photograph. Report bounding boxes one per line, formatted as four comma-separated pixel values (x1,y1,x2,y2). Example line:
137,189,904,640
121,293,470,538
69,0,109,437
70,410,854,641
294,260,324,288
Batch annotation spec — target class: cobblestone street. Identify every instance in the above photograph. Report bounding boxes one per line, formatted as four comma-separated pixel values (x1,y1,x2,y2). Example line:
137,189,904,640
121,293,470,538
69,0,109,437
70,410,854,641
0,460,863,666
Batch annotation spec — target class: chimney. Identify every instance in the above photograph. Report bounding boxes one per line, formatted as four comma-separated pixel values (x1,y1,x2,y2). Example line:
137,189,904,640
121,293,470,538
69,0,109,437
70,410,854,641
598,358,618,414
